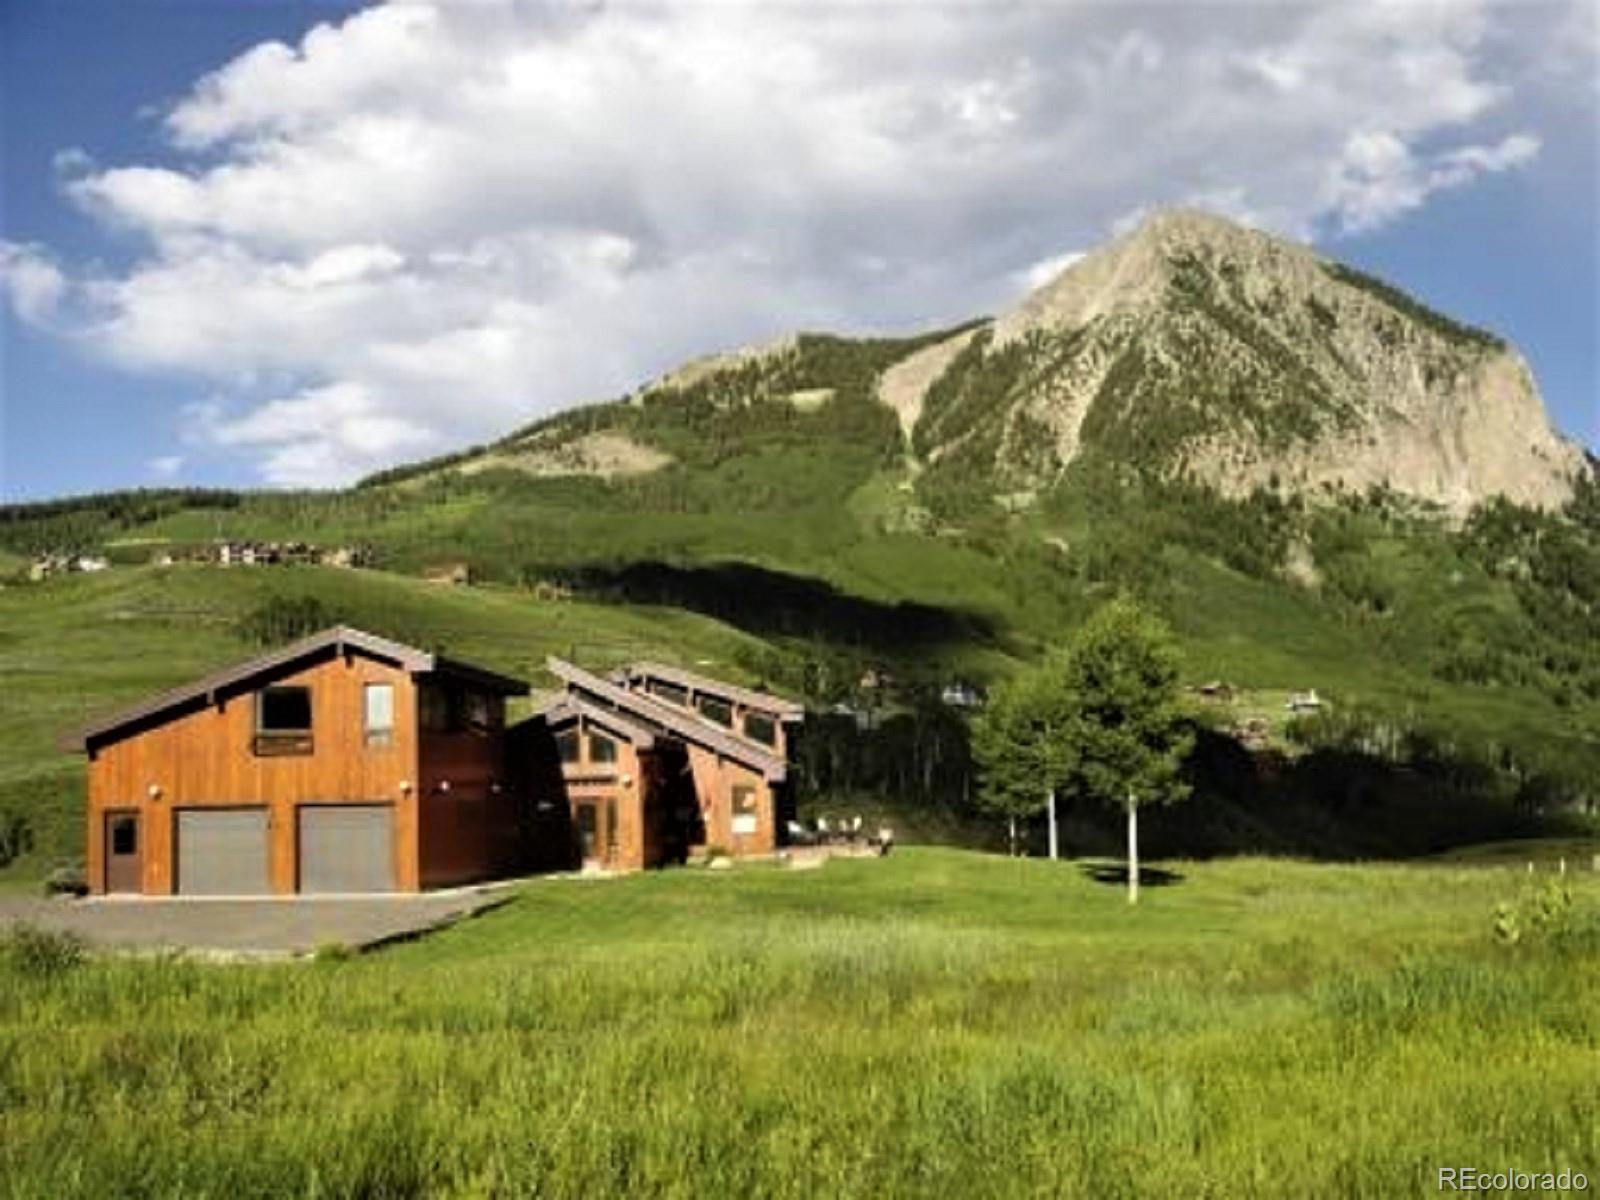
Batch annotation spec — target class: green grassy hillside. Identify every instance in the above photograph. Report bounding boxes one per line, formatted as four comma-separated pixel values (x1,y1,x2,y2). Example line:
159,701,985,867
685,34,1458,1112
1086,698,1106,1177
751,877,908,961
2,317,1597,874
3,848,1596,1196
0,564,782,880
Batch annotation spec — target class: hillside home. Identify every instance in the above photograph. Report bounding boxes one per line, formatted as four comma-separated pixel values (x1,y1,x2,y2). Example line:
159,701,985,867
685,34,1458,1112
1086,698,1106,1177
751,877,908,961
512,660,803,870
65,627,528,896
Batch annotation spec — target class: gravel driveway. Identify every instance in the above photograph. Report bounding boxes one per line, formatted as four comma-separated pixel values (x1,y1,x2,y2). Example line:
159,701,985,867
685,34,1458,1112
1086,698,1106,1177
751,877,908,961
0,886,515,959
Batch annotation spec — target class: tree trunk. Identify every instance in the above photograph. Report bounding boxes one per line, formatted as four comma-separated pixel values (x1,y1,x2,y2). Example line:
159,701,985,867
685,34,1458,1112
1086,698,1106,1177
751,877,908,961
1127,792,1139,905
1047,789,1059,861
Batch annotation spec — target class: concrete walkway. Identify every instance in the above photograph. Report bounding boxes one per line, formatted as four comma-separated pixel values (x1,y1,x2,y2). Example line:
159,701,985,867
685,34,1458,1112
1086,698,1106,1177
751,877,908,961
0,885,514,960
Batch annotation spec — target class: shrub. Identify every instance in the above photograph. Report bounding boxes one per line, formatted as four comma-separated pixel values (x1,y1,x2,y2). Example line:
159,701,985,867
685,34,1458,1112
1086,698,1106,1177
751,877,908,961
42,863,88,897
4,924,87,979
0,806,32,866
313,940,355,963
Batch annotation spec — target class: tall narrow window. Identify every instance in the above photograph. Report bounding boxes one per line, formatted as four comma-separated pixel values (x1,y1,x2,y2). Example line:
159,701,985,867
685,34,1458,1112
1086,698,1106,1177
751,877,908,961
556,730,580,764
364,683,395,747
254,686,313,756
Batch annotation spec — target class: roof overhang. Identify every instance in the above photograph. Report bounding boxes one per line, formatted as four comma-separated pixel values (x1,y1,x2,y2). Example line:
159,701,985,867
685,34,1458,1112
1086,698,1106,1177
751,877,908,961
547,658,788,781
63,625,527,754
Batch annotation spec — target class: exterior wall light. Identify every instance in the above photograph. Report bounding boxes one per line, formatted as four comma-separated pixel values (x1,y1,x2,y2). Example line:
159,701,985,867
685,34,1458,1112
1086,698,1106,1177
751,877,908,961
146,784,162,799
398,780,412,794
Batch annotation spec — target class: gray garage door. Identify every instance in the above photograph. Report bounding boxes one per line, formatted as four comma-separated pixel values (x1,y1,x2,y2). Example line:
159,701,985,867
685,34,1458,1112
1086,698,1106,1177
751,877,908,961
298,805,395,894
176,808,270,896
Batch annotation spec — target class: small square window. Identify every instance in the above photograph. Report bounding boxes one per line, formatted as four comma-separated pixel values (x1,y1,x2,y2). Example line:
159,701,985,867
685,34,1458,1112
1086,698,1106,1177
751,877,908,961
110,815,138,856
556,730,580,764
254,686,313,755
258,686,311,732
744,712,777,746
696,695,733,727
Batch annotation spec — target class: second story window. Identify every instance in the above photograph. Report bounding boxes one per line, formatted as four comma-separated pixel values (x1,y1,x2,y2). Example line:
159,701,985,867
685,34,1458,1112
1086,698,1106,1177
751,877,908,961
646,678,689,708
364,683,395,747
744,712,777,747
420,684,501,735
588,731,618,764
556,730,580,764
696,694,733,728
255,685,312,756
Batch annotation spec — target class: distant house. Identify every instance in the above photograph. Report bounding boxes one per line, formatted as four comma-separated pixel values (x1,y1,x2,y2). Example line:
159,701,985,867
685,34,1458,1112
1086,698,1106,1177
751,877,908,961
512,660,804,870
940,681,985,709
319,545,369,569
1286,689,1324,714
424,562,472,586
64,627,528,896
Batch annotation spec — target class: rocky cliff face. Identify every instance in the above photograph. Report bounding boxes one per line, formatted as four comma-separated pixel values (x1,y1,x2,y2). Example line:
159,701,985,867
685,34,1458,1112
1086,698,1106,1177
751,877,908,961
908,210,1584,514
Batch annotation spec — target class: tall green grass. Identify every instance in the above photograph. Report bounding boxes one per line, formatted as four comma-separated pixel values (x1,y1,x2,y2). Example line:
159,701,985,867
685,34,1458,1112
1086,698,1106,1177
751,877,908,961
2,849,1595,1197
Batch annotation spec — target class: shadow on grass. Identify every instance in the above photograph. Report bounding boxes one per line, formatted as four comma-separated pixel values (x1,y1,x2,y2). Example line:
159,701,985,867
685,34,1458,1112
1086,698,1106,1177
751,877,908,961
1077,862,1186,888
545,559,998,655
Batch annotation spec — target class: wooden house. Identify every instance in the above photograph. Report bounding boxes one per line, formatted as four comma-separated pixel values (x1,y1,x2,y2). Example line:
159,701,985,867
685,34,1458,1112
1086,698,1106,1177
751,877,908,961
511,659,804,871
64,627,527,896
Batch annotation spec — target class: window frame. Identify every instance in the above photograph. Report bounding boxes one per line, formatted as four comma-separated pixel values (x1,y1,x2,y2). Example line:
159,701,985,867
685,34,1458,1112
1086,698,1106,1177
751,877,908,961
696,694,734,728
363,682,395,748
743,711,778,747
253,685,313,756
587,730,619,765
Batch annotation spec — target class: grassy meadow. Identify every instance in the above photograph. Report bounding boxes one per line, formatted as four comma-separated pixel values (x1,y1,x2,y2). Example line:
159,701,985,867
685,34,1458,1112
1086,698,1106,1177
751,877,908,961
3,847,1597,1198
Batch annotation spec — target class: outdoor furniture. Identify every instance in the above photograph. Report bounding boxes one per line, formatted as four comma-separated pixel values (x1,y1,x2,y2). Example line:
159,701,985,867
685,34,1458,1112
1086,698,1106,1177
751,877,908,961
815,816,831,844
848,815,864,842
785,820,814,846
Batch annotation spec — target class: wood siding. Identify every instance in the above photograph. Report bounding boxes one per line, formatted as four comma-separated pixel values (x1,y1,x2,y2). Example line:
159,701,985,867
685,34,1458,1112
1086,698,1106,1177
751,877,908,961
85,650,420,895
417,724,517,887
685,744,775,857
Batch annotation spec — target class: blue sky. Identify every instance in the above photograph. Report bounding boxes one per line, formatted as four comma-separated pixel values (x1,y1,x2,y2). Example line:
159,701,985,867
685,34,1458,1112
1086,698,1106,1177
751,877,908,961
2,0,1595,500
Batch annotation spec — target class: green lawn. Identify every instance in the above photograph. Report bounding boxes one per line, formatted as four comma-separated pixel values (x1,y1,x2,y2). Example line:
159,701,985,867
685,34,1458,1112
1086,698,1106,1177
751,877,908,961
3,848,1595,1197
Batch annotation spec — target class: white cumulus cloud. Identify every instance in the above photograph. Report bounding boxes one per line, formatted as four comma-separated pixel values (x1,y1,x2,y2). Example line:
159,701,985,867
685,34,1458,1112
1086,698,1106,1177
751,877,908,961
9,0,1574,485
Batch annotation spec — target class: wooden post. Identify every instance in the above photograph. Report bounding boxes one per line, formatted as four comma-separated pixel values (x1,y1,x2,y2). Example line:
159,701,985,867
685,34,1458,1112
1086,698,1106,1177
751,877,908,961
1127,791,1139,905
1047,789,1059,861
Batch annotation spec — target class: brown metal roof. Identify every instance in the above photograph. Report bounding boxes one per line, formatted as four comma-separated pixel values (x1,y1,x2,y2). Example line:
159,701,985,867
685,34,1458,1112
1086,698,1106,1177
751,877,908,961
64,625,527,753
616,661,805,720
547,658,788,781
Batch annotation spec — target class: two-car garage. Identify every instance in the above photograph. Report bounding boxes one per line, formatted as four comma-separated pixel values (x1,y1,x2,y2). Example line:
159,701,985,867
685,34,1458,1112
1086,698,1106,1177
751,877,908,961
173,805,395,895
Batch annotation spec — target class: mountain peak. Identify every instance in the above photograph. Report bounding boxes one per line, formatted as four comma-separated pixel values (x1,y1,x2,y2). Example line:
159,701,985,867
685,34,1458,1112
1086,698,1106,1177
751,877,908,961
997,208,1317,343
934,209,1584,514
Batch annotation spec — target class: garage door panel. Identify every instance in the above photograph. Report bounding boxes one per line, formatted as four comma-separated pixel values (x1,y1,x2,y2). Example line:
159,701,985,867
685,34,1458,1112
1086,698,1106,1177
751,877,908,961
298,805,395,893
176,809,270,896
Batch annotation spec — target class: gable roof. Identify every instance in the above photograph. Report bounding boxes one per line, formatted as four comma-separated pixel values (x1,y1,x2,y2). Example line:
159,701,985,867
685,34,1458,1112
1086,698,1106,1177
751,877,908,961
614,661,805,721
532,694,658,748
546,658,787,781
65,625,527,753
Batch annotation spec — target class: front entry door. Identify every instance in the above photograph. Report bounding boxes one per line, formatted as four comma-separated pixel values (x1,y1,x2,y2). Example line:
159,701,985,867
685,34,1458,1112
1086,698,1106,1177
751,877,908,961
574,797,617,866
104,811,142,893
